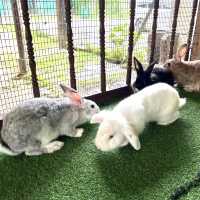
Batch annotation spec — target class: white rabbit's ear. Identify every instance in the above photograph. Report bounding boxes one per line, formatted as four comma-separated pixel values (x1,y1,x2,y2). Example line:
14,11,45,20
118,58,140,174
122,127,141,150
175,44,187,61
60,84,83,106
90,111,109,124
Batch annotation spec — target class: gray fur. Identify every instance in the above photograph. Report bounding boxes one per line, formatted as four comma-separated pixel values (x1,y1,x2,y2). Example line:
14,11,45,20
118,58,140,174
0,97,100,156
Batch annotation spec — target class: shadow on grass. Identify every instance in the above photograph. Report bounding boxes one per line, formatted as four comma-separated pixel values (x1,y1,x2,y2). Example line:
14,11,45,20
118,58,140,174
95,119,192,198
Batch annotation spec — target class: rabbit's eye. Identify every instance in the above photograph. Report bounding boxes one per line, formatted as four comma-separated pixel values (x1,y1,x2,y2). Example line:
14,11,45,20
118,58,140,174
109,135,114,139
91,104,95,109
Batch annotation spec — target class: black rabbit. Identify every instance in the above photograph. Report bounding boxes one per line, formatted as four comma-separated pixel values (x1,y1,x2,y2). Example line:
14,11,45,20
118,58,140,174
132,57,175,92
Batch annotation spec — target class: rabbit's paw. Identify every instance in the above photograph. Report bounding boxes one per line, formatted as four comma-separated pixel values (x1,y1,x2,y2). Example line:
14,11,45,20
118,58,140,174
75,128,84,137
44,141,64,154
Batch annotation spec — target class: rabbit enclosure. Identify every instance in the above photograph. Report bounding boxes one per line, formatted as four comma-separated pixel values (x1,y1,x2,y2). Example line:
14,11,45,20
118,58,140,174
1,0,200,200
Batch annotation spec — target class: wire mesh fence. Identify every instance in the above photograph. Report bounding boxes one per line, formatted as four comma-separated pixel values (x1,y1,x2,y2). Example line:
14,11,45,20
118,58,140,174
0,0,199,115
0,0,32,115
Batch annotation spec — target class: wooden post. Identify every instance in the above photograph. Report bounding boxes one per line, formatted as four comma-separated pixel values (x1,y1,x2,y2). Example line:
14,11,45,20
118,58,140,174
191,1,200,60
56,0,67,49
148,30,165,63
159,33,179,64
11,0,27,75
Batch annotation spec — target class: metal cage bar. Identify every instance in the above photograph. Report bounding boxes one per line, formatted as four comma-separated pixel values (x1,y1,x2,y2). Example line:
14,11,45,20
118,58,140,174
99,0,106,93
149,0,160,64
20,0,40,97
169,0,181,59
64,0,77,90
126,0,136,86
185,0,199,60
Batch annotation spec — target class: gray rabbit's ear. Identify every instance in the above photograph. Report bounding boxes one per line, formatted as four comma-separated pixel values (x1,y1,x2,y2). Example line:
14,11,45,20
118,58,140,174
60,84,83,106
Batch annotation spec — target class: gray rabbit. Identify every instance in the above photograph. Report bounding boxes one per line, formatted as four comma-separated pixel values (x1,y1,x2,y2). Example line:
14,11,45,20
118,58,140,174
0,84,100,156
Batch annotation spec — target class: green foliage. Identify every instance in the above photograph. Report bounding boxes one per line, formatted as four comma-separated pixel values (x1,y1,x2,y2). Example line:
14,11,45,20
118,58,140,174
0,24,15,33
85,24,146,64
36,50,99,95
109,23,142,46
109,24,127,46
133,48,147,63
106,48,126,63
105,0,129,19
108,24,146,63
78,70,126,88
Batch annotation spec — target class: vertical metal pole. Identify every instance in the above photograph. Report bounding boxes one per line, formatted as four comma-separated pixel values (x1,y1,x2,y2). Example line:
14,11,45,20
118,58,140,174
20,0,40,97
185,0,198,60
99,0,106,93
64,0,77,89
126,0,136,86
169,0,181,59
149,0,159,64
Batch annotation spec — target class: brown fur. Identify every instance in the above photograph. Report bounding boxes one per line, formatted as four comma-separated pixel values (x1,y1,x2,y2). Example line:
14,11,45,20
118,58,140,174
164,44,200,92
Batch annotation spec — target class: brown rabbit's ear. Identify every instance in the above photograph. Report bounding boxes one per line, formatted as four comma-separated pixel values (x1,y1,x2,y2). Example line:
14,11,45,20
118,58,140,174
60,84,83,106
175,44,187,61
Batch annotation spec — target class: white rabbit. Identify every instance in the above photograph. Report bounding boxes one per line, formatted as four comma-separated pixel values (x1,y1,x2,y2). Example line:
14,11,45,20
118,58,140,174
91,83,186,151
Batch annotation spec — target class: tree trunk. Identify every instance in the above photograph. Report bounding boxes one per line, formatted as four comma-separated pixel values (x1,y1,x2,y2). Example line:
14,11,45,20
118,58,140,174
11,0,27,75
56,0,67,49
191,1,200,60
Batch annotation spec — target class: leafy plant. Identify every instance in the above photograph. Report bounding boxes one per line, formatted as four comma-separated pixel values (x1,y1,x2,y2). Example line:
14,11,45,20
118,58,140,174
109,23,142,46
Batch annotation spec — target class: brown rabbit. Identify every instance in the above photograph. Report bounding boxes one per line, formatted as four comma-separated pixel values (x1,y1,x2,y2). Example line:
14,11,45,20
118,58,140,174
164,44,200,92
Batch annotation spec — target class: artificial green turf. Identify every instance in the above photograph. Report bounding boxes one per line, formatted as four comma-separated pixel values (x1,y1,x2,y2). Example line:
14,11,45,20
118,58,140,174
0,90,200,200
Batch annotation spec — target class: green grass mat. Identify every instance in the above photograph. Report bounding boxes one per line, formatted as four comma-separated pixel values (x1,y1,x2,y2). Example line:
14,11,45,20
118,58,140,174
0,90,200,200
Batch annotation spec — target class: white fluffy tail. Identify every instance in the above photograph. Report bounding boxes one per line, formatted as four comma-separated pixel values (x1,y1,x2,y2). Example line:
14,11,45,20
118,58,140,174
179,98,186,108
0,143,18,156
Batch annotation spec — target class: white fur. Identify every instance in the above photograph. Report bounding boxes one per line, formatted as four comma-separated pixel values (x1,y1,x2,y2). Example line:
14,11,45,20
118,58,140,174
91,83,186,151
0,144,18,156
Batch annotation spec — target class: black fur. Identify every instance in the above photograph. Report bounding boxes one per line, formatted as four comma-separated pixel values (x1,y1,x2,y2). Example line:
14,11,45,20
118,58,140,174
132,57,175,91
